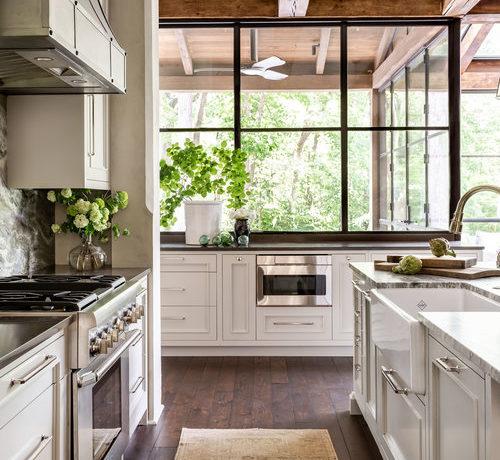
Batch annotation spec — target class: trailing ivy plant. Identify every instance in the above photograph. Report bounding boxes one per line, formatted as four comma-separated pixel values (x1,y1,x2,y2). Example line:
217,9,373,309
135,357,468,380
159,139,250,229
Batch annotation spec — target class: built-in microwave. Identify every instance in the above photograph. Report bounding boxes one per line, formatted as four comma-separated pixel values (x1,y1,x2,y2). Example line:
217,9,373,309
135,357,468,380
257,255,332,307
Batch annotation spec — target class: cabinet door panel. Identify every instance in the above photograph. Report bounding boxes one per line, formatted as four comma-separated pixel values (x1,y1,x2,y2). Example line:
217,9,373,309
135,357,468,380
333,253,367,343
223,255,256,341
428,336,485,460
85,94,109,185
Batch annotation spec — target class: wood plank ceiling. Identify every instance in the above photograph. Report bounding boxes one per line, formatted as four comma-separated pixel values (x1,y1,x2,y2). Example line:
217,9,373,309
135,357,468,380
159,0,500,91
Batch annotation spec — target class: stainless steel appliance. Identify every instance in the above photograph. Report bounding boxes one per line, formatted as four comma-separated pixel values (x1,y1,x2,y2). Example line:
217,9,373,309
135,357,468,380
0,273,147,460
257,255,332,307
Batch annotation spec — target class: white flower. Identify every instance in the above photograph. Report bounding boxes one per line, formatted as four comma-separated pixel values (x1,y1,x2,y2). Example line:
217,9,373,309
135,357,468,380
51,224,61,234
74,214,89,229
110,205,119,214
93,221,107,232
60,188,72,199
90,202,100,212
89,209,102,224
47,191,56,203
75,199,91,214
230,207,255,221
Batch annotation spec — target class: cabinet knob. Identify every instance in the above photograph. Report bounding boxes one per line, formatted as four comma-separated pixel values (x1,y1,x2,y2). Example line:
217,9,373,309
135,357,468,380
236,257,243,261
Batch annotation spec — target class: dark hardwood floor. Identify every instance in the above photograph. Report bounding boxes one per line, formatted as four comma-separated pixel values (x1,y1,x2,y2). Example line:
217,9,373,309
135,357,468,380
124,357,382,460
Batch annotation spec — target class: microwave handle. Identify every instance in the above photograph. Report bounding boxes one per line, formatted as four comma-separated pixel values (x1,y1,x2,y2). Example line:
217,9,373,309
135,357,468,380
256,266,265,303
77,329,142,388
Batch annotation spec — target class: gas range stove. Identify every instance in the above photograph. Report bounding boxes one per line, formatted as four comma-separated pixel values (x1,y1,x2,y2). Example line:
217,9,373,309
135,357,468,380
0,290,99,312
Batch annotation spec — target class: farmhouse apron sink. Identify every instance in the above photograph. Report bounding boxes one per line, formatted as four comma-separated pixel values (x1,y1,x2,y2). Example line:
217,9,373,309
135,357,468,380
370,288,500,394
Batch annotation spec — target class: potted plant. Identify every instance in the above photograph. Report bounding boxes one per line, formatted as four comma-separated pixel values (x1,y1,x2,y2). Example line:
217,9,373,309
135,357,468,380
47,188,130,270
160,140,249,245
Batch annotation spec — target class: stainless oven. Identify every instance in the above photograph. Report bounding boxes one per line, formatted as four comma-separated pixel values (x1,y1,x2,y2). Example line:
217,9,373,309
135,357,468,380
73,328,141,460
257,255,332,307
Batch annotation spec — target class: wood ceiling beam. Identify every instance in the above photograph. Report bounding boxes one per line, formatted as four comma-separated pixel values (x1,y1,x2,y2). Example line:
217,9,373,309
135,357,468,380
460,23,494,73
160,74,372,91
315,28,331,75
461,71,500,89
278,0,309,17
159,0,442,18
468,0,500,14
463,13,500,22
372,27,443,89
442,0,482,16
174,30,193,75
374,27,396,69
466,58,500,71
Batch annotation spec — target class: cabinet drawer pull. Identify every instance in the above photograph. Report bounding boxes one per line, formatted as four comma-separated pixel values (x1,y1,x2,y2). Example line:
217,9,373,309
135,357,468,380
130,376,145,394
236,257,243,261
11,355,58,386
165,287,186,292
131,333,144,347
164,256,185,261
165,316,187,320
435,357,462,373
381,366,408,395
273,321,315,326
26,435,52,460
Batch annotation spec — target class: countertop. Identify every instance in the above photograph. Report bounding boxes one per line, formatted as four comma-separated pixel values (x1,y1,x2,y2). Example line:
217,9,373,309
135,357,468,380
0,316,72,372
419,312,500,382
350,261,500,380
161,241,483,252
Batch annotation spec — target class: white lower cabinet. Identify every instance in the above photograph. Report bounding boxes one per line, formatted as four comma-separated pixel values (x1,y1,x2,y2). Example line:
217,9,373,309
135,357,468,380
222,254,256,341
333,253,367,343
256,307,332,341
377,348,426,460
428,336,485,460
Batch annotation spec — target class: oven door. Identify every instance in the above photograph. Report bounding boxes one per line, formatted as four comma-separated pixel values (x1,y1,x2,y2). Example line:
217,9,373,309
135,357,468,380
257,265,332,307
73,329,141,460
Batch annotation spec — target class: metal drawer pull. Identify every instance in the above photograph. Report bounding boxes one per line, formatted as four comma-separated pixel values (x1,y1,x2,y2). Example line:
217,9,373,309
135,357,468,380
165,287,186,292
273,321,315,326
435,357,462,373
130,376,145,394
27,435,52,460
164,257,185,261
165,316,187,320
11,355,58,386
131,333,144,347
381,366,408,395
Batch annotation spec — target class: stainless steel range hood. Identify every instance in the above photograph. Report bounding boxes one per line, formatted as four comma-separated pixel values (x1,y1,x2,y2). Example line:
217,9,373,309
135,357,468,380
0,0,126,94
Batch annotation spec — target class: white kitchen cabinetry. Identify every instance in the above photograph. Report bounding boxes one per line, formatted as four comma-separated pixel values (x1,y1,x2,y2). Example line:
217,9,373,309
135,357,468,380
428,336,485,460
222,254,256,341
161,253,218,344
0,333,68,460
333,253,367,344
377,348,426,460
7,94,109,189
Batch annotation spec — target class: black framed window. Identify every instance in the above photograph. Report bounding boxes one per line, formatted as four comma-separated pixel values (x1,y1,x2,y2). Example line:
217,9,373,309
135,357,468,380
159,18,461,234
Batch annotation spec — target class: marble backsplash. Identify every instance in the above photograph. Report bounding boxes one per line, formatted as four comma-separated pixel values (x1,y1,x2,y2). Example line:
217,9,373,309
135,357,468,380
0,95,54,275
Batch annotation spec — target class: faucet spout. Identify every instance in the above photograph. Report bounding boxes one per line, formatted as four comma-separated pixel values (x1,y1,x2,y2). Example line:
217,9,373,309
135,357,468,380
450,185,500,234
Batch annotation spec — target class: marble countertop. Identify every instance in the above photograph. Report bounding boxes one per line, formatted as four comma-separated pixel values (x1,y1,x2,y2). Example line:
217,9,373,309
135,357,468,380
419,312,500,381
161,241,483,252
351,261,500,380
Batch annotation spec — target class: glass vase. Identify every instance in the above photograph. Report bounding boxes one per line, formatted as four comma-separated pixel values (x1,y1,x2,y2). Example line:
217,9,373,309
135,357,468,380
234,218,250,245
69,235,107,271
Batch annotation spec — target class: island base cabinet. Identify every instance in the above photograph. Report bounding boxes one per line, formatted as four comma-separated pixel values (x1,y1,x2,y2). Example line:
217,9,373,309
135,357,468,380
377,349,426,460
428,336,485,460
0,384,55,459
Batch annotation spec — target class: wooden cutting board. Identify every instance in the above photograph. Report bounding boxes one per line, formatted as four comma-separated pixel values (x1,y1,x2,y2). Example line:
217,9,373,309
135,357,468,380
374,261,500,280
386,254,477,269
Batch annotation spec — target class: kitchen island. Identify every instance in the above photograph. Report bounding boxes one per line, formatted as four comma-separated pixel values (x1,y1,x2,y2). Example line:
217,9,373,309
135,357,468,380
350,261,500,460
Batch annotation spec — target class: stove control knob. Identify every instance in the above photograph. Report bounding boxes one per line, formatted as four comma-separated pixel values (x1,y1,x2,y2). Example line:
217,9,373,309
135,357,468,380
101,329,113,348
90,337,107,355
115,318,125,332
138,304,145,317
123,308,137,324
110,326,119,342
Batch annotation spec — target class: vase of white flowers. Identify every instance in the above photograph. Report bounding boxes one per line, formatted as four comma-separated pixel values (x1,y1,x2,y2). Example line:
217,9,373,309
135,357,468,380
47,188,130,271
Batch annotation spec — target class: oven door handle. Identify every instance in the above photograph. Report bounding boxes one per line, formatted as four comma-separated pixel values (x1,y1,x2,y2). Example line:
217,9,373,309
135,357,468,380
77,329,142,388
257,266,265,304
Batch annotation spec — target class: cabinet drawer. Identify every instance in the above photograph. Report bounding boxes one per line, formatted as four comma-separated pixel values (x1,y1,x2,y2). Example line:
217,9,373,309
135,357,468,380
161,254,217,272
377,349,426,460
0,335,64,428
256,307,332,341
161,272,216,307
129,333,146,434
162,306,216,341
0,384,55,460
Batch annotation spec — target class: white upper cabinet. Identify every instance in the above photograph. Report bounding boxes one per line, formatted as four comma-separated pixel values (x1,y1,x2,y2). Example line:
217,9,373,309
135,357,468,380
7,94,110,189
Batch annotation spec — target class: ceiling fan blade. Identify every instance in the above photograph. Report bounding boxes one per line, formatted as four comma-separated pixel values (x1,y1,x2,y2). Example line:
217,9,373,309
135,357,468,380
252,55,286,70
262,69,288,80
241,68,263,76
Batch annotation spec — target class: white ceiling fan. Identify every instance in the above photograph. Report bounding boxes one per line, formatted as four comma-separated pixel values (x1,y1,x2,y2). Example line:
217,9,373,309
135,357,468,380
241,56,288,80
